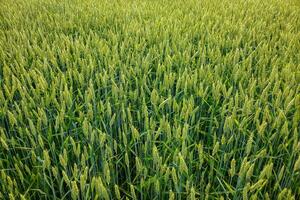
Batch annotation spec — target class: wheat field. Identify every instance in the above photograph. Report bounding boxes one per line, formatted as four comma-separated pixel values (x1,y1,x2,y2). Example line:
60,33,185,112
0,0,300,199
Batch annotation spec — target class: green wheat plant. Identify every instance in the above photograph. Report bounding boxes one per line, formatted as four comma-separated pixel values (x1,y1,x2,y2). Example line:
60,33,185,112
0,0,299,199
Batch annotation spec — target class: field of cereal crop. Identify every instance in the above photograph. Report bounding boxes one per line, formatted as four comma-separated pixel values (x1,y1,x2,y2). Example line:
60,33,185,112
0,0,300,199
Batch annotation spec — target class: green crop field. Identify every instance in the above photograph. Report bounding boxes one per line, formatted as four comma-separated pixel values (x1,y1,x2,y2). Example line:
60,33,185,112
0,0,299,199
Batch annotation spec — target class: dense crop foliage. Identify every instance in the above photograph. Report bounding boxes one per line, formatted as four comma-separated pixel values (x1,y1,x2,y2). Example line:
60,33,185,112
0,0,300,199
